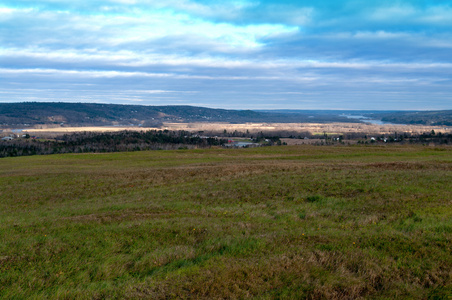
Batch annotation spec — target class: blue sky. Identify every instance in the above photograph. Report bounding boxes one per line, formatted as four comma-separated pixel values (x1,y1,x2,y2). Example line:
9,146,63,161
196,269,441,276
1,0,452,110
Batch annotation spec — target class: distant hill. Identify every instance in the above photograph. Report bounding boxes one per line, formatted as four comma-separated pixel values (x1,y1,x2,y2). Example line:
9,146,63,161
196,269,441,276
0,103,262,127
367,110,452,126
1,102,450,128
0,102,356,127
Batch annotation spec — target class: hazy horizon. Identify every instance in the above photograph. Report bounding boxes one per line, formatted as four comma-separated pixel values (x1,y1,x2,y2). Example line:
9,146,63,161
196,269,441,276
3,101,451,113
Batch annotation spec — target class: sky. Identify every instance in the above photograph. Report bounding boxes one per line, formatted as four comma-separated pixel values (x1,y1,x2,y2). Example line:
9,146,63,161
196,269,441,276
1,0,452,110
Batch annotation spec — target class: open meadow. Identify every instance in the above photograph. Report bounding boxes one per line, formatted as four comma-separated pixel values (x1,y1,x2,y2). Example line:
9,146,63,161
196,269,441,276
20,122,451,136
0,145,451,299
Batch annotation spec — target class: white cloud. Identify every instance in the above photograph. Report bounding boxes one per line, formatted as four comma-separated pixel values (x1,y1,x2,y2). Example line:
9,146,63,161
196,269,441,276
419,5,452,25
369,4,452,26
0,5,297,52
370,4,417,21
0,7,34,14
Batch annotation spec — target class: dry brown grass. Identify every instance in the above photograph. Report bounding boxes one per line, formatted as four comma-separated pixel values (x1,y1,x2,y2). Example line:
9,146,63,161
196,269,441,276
19,122,451,136
22,126,160,133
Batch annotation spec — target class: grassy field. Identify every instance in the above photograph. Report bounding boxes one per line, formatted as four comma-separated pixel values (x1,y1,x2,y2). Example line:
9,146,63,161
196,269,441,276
20,121,451,136
0,145,451,299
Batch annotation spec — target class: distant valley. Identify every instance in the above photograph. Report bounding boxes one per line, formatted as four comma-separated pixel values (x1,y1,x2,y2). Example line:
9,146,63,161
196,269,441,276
0,102,451,129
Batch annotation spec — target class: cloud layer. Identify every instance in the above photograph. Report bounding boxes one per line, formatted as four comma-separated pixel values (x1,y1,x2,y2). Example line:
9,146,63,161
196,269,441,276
1,0,451,109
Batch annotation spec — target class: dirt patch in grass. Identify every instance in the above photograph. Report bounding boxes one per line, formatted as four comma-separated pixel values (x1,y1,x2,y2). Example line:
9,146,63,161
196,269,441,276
61,209,174,223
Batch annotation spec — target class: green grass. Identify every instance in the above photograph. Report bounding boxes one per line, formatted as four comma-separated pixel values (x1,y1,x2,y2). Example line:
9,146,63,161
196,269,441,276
0,145,451,299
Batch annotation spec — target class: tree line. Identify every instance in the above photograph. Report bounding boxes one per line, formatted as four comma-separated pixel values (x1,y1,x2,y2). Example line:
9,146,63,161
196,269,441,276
0,130,227,158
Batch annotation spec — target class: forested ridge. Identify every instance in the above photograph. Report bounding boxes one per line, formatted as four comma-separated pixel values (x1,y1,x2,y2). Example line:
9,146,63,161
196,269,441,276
0,102,361,127
1,102,451,128
373,110,452,126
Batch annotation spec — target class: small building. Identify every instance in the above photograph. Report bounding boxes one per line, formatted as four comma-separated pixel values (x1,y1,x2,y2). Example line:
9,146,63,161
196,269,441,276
224,141,259,148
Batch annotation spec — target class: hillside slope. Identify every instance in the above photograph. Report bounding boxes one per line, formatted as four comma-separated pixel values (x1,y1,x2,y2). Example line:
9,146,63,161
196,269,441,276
370,110,452,126
0,102,355,127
